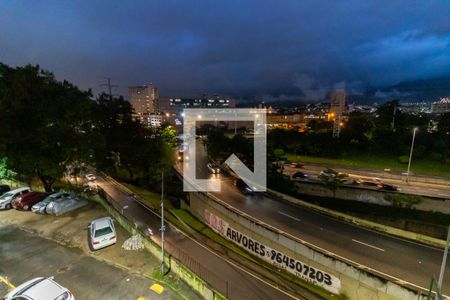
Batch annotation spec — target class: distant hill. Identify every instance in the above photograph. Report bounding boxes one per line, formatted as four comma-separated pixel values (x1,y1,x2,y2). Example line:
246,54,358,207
376,76,450,102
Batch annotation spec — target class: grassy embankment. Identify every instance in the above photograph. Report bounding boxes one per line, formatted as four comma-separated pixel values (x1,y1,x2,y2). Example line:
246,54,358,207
286,153,450,179
123,183,346,300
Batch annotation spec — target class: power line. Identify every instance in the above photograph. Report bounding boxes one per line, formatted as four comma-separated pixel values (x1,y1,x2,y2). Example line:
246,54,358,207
100,77,119,100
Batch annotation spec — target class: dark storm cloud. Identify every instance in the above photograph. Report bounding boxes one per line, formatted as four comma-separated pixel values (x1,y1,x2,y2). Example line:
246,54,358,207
1,0,449,99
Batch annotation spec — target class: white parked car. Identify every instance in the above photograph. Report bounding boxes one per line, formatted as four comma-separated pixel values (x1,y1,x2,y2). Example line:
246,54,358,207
4,276,74,300
88,217,117,250
0,187,30,210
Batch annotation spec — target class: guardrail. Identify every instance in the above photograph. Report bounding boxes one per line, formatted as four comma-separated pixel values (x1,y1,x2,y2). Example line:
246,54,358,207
174,165,444,299
95,173,278,300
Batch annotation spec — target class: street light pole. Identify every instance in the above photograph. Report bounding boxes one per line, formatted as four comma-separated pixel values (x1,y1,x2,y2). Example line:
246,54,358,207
406,128,418,183
160,170,165,275
436,225,450,300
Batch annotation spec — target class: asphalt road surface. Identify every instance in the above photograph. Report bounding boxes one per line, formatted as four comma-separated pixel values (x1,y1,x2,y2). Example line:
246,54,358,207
190,141,450,296
95,176,304,300
0,224,180,300
284,164,450,199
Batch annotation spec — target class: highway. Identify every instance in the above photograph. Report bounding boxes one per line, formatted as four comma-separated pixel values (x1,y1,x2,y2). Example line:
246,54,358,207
188,142,450,296
95,175,313,300
284,163,450,199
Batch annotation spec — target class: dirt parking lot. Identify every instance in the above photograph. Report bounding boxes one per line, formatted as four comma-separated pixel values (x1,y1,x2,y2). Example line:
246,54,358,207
0,202,198,300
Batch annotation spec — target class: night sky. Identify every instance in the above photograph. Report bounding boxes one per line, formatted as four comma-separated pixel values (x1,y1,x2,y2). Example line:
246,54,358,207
1,1,449,100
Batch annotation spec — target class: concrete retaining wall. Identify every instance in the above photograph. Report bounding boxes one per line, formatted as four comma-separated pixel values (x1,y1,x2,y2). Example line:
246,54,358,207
294,181,391,205
269,189,447,249
90,193,225,300
187,191,433,300
293,181,450,215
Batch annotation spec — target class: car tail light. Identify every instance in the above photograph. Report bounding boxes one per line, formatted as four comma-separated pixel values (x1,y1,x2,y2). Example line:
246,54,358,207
109,235,116,240
93,241,100,244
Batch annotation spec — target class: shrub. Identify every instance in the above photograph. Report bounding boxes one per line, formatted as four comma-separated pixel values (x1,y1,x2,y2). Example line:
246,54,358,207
429,152,443,161
389,193,422,208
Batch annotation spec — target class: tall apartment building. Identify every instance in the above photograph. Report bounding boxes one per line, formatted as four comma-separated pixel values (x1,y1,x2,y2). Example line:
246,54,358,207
128,85,159,116
159,97,236,114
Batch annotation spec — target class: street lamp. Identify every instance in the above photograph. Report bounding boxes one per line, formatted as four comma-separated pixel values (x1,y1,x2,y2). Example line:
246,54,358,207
160,170,166,275
436,225,450,299
406,127,418,183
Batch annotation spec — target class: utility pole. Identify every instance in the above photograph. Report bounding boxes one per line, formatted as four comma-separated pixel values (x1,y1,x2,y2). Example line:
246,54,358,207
406,128,418,182
100,77,118,100
436,225,450,300
160,170,165,275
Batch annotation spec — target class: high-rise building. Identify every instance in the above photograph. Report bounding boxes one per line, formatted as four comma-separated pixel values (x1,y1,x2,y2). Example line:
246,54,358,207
159,97,236,114
128,85,159,116
328,90,348,138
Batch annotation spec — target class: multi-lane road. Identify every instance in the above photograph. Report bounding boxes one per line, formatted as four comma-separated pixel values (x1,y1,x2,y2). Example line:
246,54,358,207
96,175,315,300
188,142,450,296
284,163,450,199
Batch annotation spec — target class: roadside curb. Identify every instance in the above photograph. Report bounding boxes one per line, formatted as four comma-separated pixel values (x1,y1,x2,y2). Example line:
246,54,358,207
267,188,447,249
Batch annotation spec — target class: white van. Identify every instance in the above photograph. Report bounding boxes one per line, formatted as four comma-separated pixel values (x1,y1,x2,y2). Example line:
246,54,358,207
0,187,31,210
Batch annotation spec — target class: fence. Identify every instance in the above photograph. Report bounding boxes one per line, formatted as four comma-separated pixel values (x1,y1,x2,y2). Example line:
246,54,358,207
96,178,256,300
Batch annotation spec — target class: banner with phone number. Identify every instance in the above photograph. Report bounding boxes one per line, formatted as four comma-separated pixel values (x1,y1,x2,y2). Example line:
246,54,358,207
204,209,341,294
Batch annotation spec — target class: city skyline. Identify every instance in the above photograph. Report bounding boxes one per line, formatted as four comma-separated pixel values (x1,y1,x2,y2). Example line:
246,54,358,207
1,1,450,101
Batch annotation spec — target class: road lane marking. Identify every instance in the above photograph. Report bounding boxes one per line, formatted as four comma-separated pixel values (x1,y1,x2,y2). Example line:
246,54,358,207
99,178,301,300
278,211,301,222
149,283,164,294
352,239,385,252
0,276,15,289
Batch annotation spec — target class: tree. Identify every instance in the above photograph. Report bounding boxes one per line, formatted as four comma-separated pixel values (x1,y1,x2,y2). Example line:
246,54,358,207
159,125,178,147
205,128,229,159
273,148,285,173
437,112,450,136
90,93,174,187
318,168,346,198
0,64,93,191
0,158,14,180
341,112,375,147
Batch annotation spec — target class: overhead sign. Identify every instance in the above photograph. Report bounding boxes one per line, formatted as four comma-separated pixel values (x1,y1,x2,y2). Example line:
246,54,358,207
204,209,341,294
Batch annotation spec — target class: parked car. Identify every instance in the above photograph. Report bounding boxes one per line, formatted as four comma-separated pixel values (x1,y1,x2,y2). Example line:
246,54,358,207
206,163,221,174
12,192,49,211
292,171,308,181
46,195,88,216
377,183,399,192
235,178,254,195
88,216,117,250
85,173,96,181
0,187,30,210
4,276,74,300
0,184,11,195
31,192,75,214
